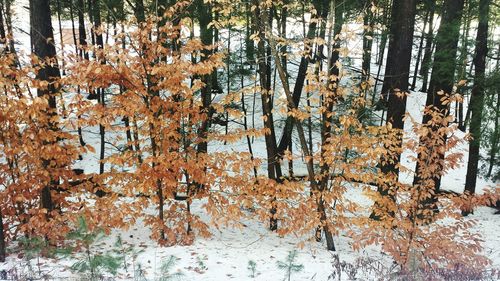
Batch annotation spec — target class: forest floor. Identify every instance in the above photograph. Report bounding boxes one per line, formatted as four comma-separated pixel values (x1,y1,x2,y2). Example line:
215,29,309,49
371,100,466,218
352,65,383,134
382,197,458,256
1,2,499,280
0,69,498,281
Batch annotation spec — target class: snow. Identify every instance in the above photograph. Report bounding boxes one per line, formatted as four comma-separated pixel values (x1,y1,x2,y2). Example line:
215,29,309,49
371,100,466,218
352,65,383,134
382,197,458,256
1,2,499,280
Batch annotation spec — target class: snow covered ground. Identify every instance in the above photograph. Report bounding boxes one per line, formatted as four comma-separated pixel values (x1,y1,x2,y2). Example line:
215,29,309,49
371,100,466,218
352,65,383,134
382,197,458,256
2,2,499,280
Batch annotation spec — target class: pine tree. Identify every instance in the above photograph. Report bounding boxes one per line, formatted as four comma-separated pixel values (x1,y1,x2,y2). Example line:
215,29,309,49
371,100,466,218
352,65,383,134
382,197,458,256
414,0,465,195
464,0,491,199
30,0,62,214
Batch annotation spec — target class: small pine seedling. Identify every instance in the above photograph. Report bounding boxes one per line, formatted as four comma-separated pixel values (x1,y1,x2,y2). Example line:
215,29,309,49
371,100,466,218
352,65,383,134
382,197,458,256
196,255,208,272
159,255,184,281
134,263,148,281
276,250,304,281
113,235,144,272
65,216,121,280
247,260,257,278
17,236,49,279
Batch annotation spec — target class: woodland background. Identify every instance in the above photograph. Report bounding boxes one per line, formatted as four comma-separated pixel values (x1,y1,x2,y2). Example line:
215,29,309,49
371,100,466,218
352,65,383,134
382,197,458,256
0,0,500,279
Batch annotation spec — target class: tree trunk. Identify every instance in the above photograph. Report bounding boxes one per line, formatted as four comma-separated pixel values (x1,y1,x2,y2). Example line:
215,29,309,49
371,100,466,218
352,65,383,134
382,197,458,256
276,0,329,158
0,7,6,261
78,0,89,60
69,0,87,147
133,0,146,23
132,117,142,164
376,0,391,66
372,0,391,101
362,1,374,85
419,1,436,92
487,91,499,178
223,24,231,144
240,46,258,178
253,1,282,231
370,0,416,220
317,0,344,251
56,0,65,75
245,1,254,64
196,0,213,155
380,0,416,174
90,0,106,177
87,0,95,46
30,0,61,213
410,10,429,91
415,0,465,192
4,0,19,62
265,4,335,249
456,0,471,131
279,1,288,85
464,0,490,196
0,207,5,262
0,0,6,41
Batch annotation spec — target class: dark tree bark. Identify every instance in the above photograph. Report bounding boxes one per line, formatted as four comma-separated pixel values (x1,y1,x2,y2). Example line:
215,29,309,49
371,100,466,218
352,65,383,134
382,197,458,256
318,0,344,251
380,0,416,174
361,1,374,85
132,117,142,162
90,0,103,63
56,0,65,74
419,0,436,92
0,207,5,262
68,0,87,149
264,2,334,249
0,0,6,41
132,0,146,23
276,0,330,157
30,0,61,213
87,0,95,46
411,10,429,91
279,1,288,85
414,0,465,192
373,0,391,101
464,0,490,196
376,0,391,66
239,44,258,178
4,0,18,61
487,91,499,178
196,0,213,155
252,1,282,231
370,0,416,221
89,0,106,177
77,0,89,60
0,5,6,261
245,1,254,64
121,26,133,154
456,0,471,131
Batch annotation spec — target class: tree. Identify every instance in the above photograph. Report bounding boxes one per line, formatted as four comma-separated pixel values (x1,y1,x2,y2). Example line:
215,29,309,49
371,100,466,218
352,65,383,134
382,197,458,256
380,0,416,137
276,0,330,158
0,207,4,262
30,0,62,213
132,0,146,23
252,0,282,231
464,0,490,198
361,1,375,86
2,0,18,61
414,0,465,194
196,0,214,155
419,0,436,93
485,71,500,179
455,0,472,131
374,0,416,218
0,0,6,43
0,8,7,261
317,0,344,251
89,0,107,177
